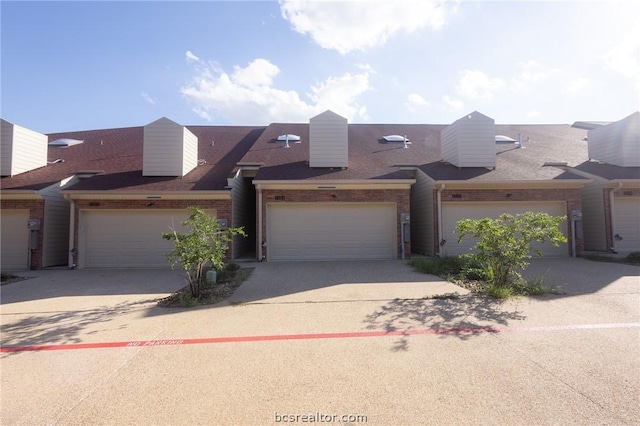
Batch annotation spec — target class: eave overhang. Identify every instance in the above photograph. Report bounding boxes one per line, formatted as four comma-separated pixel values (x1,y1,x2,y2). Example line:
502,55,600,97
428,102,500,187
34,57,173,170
0,190,43,200
253,179,415,191
433,180,589,190
60,190,231,200
604,180,640,189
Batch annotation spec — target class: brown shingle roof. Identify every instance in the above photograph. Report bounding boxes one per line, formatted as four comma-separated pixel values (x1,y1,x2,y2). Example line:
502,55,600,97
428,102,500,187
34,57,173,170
241,122,590,182
0,125,265,192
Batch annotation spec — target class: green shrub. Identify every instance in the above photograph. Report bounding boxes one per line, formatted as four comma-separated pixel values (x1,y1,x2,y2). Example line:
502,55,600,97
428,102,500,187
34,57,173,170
216,262,241,283
411,256,463,276
179,293,199,307
461,260,494,281
457,212,567,287
483,283,513,299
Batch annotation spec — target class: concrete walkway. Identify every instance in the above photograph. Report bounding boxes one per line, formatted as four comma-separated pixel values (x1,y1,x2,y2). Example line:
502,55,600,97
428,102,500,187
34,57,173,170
1,259,638,425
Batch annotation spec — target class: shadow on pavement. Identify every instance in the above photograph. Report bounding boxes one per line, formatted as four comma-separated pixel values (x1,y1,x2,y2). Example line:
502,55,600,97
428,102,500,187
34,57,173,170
521,258,639,295
363,294,525,350
0,298,159,357
0,269,184,305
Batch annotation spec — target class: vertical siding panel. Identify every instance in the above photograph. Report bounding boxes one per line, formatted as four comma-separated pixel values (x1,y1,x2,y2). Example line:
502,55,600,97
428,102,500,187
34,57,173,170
0,120,13,176
0,120,47,177
230,172,253,258
309,111,348,168
40,182,71,267
581,180,607,251
143,117,197,176
441,112,495,168
410,170,435,255
588,112,640,167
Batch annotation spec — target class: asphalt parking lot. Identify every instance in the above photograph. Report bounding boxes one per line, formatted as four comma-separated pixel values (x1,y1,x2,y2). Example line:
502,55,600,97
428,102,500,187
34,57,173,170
1,258,639,425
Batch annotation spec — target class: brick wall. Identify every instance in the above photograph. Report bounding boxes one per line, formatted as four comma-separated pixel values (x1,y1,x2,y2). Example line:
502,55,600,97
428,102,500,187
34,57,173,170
72,199,232,266
1,199,45,269
431,188,583,256
258,189,411,259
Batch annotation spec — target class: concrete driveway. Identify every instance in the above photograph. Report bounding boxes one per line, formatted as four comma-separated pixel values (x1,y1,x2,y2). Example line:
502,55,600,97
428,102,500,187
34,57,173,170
1,258,639,425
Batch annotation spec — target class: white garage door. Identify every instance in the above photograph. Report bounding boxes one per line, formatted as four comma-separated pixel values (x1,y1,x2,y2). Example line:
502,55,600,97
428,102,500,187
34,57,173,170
0,209,29,271
268,203,397,261
441,201,568,257
613,198,640,253
80,209,216,268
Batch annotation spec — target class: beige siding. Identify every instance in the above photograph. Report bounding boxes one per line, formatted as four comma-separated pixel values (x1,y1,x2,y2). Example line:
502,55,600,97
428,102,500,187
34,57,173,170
182,126,198,176
588,112,640,167
0,120,13,176
581,180,607,251
230,172,253,258
441,201,568,257
309,110,348,168
0,209,29,270
79,209,216,268
143,117,197,176
268,203,396,260
441,112,495,168
613,197,640,253
410,170,435,255
0,120,47,177
39,182,71,267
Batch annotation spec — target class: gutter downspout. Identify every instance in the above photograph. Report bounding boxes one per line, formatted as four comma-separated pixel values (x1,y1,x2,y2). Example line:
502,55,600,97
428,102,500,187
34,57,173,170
436,183,445,258
609,182,623,253
257,185,264,261
63,194,75,268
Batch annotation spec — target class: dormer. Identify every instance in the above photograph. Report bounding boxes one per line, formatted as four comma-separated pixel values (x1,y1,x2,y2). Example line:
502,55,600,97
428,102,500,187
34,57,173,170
0,119,47,177
143,117,198,177
587,112,639,167
441,111,496,168
309,110,348,168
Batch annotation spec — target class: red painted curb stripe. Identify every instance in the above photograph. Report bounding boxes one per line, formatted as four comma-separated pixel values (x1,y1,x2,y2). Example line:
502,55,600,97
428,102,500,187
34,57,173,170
2,323,638,353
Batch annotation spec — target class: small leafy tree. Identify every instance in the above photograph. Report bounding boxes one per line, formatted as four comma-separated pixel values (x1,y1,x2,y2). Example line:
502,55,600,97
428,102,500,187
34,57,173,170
456,212,567,288
162,207,246,298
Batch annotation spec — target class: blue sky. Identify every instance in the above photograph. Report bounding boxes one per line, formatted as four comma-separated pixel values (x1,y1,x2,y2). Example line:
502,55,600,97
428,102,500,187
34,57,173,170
2,1,639,133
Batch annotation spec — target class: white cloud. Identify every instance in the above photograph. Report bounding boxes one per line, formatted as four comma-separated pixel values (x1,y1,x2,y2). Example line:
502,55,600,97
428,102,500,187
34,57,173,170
601,18,640,84
280,0,454,54
181,57,371,124
455,70,505,100
565,77,590,94
406,93,428,113
442,95,463,112
510,60,555,94
526,110,541,120
186,50,200,63
232,59,280,88
141,92,155,105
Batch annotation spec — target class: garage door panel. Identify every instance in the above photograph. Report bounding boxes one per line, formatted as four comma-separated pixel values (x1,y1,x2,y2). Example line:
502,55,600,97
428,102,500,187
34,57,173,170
614,198,640,253
80,209,216,268
1,210,29,270
268,203,396,261
442,202,568,257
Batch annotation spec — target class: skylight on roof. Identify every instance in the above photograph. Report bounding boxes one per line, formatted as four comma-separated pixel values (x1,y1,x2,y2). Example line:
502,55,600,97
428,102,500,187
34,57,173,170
383,135,411,143
382,135,411,144
277,134,301,142
495,135,516,143
49,138,83,147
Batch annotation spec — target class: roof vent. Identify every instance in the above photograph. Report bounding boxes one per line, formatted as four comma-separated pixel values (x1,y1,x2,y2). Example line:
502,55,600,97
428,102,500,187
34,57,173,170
48,138,84,147
495,135,516,143
383,135,411,148
277,134,301,142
